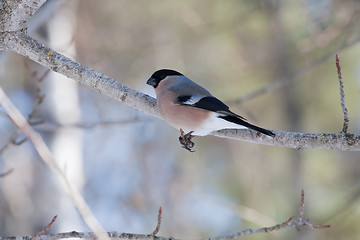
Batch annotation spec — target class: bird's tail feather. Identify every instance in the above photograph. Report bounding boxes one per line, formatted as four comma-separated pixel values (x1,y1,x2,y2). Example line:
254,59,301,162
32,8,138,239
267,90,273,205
218,115,275,137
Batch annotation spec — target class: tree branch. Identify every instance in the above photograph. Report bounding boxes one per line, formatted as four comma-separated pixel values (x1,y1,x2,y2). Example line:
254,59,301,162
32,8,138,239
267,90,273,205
212,130,360,151
0,86,110,240
2,31,360,151
1,0,359,153
0,190,329,240
0,0,47,33
1,31,159,117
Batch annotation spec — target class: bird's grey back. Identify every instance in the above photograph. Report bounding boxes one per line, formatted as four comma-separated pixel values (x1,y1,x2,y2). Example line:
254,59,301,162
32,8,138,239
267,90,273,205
167,75,212,97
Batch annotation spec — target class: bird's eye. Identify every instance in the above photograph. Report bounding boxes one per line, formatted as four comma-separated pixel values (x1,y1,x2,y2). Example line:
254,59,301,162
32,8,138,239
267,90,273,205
160,75,166,80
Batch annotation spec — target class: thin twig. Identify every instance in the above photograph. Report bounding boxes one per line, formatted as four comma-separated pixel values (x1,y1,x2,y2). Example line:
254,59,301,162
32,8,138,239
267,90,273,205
0,133,18,154
228,26,360,106
290,189,330,230
34,215,58,237
298,189,305,219
0,86,109,240
151,207,162,236
23,60,48,124
0,130,28,154
0,169,14,178
210,190,330,240
0,63,48,154
336,54,350,133
0,191,330,240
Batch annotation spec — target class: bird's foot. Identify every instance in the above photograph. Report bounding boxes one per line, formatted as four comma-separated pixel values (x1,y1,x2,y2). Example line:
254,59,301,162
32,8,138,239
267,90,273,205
179,129,195,152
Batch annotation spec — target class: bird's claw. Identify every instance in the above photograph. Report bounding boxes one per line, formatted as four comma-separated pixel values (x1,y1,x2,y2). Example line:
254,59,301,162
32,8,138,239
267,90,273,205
179,129,195,152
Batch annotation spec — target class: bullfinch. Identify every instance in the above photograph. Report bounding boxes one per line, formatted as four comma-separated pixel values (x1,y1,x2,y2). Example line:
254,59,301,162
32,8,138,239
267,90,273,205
147,69,274,151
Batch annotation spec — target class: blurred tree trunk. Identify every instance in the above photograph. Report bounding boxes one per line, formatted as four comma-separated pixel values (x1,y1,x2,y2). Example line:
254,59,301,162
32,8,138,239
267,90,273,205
44,0,85,231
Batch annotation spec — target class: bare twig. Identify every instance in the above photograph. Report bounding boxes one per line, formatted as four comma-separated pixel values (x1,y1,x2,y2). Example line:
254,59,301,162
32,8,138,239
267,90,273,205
32,118,149,131
0,130,28,154
293,189,330,230
23,60,50,83
336,54,350,133
0,63,48,155
209,217,295,240
151,207,162,236
0,86,109,240
210,190,330,240
0,133,17,154
34,215,58,237
0,168,14,178
298,189,305,219
0,190,329,240
228,15,360,106
23,60,49,124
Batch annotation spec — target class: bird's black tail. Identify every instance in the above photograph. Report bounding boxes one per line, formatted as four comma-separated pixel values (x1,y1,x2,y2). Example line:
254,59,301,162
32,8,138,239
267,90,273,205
218,115,275,137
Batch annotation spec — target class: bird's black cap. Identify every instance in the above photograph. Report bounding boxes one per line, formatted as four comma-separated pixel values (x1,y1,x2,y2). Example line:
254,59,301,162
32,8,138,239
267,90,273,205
147,69,183,88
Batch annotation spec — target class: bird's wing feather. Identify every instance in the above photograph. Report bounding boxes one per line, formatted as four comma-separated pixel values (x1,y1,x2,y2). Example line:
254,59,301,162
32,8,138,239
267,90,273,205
176,95,246,120
176,96,228,111
176,95,274,137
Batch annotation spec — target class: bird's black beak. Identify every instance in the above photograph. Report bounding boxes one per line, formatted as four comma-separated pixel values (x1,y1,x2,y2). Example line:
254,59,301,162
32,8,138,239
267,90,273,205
146,77,157,87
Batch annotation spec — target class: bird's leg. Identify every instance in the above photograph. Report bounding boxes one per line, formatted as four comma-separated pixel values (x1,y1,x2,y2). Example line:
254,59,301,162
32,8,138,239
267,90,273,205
178,129,195,152
183,131,195,148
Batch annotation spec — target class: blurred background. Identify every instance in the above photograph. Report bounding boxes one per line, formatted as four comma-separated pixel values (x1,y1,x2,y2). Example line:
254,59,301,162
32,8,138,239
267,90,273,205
1,0,360,239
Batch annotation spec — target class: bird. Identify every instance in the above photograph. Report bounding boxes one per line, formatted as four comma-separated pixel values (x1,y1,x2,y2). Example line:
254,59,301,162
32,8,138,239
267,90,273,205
146,69,275,151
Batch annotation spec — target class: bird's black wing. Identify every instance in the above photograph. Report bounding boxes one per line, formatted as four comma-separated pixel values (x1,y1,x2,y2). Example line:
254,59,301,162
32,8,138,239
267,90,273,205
176,95,275,137
176,95,227,111
176,95,245,119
